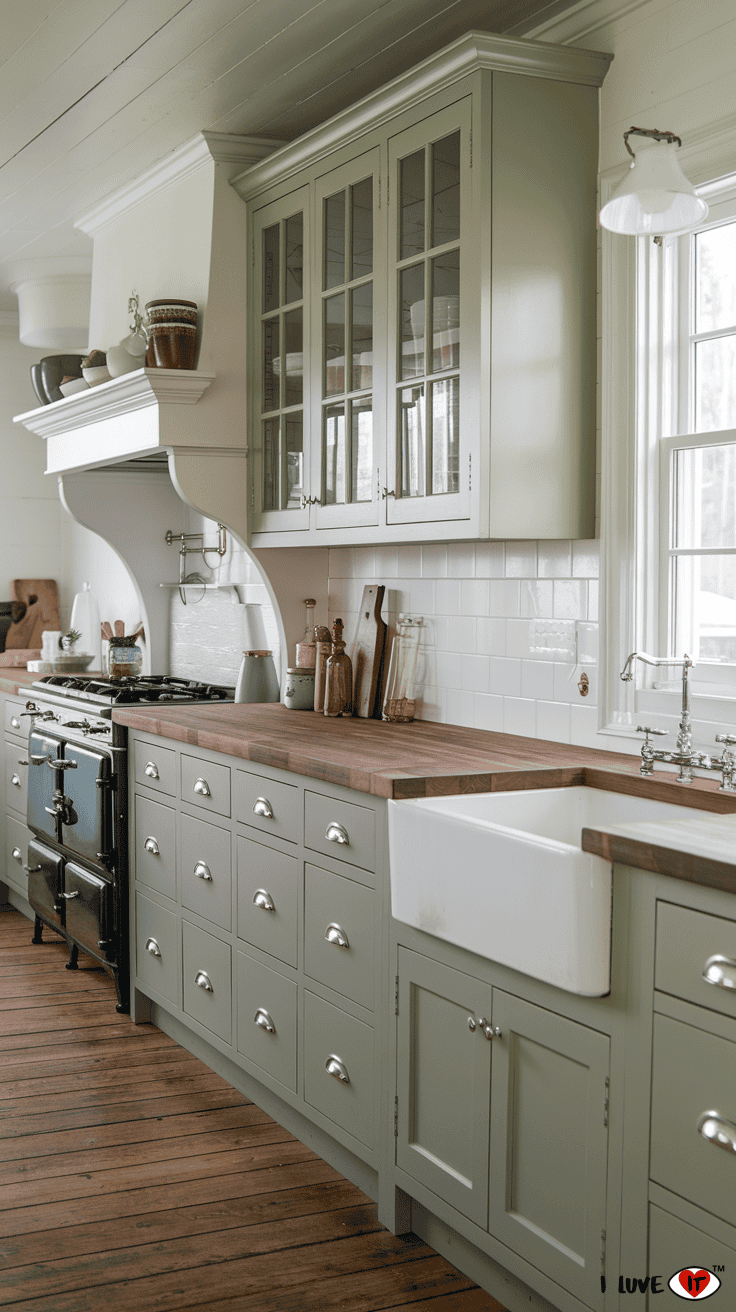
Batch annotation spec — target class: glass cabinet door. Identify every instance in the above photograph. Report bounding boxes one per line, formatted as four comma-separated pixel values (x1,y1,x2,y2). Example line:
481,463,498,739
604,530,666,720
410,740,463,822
312,149,382,528
387,100,472,525
252,186,310,529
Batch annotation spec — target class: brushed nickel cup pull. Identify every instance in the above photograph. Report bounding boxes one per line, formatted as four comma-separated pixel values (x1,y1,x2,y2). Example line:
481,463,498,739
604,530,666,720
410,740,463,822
253,797,274,819
144,762,160,779
193,777,211,797
195,970,213,992
253,889,275,912
145,937,161,957
11,847,22,864
254,1008,276,1034
702,954,736,991
325,1055,350,1084
325,922,349,949
144,836,160,855
9,715,20,729
325,822,349,845
194,861,212,881
10,773,21,787
698,1110,736,1153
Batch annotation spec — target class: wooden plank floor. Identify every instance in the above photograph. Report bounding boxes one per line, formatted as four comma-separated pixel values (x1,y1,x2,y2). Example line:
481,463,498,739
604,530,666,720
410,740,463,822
0,905,506,1312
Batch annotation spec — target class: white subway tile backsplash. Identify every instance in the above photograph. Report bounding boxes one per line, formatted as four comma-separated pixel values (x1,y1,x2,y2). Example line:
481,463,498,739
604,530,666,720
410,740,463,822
520,579,554,618
553,662,584,705
504,697,536,738
536,700,572,743
588,580,599,622
488,580,520,617
475,542,505,577
521,660,555,701
537,540,572,578
461,653,490,693
422,543,448,577
570,703,601,748
436,651,463,687
328,547,355,578
374,544,399,578
488,656,522,697
505,619,533,659
476,617,507,655
572,540,599,578
474,692,504,732
529,619,576,662
353,546,377,578
505,541,538,577
460,578,489,616
447,687,475,727
397,544,422,577
554,579,588,621
420,685,446,722
447,543,476,577
446,616,477,653
435,578,461,615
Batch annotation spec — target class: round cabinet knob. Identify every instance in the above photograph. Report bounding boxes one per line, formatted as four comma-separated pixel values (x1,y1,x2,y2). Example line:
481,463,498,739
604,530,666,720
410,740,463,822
193,861,213,882
11,847,22,864
253,889,275,912
193,778,211,797
253,797,274,819
698,1110,736,1154
702,954,736,991
325,822,349,846
10,716,20,729
145,937,161,957
254,1008,276,1034
144,836,160,856
144,762,160,779
194,970,213,993
325,1055,350,1084
478,1017,502,1040
325,922,349,949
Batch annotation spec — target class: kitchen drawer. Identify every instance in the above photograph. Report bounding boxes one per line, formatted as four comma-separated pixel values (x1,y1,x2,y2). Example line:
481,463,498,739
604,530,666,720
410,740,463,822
235,770,300,845
236,950,297,1092
134,740,176,797
181,754,231,818
4,700,27,739
4,740,28,815
304,863,374,1011
4,813,30,898
303,990,375,1150
651,1012,736,1228
237,835,298,968
182,919,232,1044
304,790,375,875
135,893,180,1005
656,901,736,1022
180,812,232,932
135,796,176,900
649,1204,735,1307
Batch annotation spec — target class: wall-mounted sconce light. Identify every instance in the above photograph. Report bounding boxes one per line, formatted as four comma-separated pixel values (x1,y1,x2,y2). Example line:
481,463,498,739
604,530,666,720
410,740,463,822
599,127,708,237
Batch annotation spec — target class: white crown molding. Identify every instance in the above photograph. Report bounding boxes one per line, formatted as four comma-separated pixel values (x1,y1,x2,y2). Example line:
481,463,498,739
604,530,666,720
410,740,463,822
200,132,284,171
511,0,650,44
232,30,612,198
14,368,215,438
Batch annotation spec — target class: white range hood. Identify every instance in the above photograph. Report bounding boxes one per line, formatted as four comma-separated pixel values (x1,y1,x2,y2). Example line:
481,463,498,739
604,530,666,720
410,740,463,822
14,134,329,681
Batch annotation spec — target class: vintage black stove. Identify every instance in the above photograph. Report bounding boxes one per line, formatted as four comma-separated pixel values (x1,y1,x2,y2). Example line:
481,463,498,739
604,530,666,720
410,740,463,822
23,675,233,1011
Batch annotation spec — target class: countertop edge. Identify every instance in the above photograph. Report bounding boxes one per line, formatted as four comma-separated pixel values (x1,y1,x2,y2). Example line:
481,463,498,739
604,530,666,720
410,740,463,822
582,828,736,894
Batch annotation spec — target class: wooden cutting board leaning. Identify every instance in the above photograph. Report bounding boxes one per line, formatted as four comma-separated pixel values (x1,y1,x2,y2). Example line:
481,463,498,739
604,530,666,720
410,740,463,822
349,584,386,718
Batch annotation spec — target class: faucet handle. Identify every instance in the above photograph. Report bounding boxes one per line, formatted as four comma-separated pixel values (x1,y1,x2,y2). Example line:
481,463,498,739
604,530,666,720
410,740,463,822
636,725,668,741
715,734,736,748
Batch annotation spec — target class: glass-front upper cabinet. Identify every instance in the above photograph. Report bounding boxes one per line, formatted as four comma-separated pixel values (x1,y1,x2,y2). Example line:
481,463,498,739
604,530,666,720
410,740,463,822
252,186,310,531
386,99,473,526
311,149,383,529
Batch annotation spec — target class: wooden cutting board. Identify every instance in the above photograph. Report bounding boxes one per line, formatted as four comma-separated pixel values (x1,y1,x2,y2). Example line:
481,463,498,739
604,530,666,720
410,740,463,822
349,584,386,718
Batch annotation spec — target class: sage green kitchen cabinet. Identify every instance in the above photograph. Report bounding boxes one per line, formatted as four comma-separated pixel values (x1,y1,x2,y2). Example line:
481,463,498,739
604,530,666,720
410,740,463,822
234,32,610,546
0,694,33,907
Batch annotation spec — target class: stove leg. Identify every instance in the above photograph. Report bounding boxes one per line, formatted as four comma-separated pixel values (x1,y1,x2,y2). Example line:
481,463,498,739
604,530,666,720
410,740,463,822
32,916,44,945
65,943,79,971
113,970,129,1014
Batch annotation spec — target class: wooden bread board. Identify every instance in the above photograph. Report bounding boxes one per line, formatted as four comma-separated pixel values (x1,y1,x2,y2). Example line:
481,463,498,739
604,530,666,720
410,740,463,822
349,584,386,718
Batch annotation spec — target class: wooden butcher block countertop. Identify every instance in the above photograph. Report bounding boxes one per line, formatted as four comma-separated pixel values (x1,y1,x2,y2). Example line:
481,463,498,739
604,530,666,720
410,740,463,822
113,702,736,894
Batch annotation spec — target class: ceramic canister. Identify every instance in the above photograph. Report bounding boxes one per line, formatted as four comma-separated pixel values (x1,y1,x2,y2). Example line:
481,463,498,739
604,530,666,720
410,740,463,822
283,667,315,710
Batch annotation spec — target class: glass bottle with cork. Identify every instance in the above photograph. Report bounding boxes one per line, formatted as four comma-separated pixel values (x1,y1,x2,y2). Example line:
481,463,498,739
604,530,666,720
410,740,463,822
324,618,353,717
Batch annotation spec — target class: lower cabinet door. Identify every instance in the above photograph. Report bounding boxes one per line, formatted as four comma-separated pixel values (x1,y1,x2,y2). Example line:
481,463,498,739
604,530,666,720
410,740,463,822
304,990,375,1152
236,950,297,1092
182,919,232,1044
648,1203,736,1308
488,989,609,1311
396,948,492,1227
4,814,31,898
135,893,180,1006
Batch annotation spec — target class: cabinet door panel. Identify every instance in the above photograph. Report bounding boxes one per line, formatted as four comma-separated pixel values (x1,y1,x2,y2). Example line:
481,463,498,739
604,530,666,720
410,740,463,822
4,814,30,899
180,812,232,932
237,950,297,1092
237,835,298,968
135,892,179,1006
489,989,609,1311
649,1204,736,1309
396,948,491,1227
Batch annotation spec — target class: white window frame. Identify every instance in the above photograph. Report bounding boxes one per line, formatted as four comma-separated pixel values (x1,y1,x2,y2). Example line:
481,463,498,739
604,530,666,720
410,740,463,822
600,131,736,751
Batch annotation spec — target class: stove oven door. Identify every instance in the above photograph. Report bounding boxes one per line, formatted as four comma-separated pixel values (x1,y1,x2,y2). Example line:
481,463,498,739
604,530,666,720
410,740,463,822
60,743,114,868
63,861,113,962
26,840,64,930
26,731,63,844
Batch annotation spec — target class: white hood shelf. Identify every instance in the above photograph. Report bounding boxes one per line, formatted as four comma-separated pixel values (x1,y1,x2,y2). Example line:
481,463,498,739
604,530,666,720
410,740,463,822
14,368,215,474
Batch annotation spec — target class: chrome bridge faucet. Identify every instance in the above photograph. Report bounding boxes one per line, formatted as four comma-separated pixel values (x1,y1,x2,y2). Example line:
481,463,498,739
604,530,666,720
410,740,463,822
620,651,736,790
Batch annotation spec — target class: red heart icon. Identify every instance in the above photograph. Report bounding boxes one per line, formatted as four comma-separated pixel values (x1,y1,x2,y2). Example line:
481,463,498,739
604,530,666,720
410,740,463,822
679,1270,711,1297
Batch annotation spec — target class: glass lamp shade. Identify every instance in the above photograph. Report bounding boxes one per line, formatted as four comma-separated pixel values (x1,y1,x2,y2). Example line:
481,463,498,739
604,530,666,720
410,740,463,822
600,140,708,236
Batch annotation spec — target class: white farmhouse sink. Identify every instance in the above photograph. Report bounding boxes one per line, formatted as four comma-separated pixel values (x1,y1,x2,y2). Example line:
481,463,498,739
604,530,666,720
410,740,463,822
387,786,695,997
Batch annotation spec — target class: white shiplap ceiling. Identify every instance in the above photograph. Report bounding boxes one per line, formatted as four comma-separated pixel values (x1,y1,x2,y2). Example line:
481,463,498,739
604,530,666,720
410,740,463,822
0,0,590,307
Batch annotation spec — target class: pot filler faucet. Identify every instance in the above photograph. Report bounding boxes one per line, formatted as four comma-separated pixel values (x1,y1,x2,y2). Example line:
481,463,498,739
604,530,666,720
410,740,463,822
620,651,736,789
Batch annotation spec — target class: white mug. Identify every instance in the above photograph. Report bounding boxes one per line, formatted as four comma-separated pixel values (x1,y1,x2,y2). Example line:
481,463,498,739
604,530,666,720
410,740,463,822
41,630,61,659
